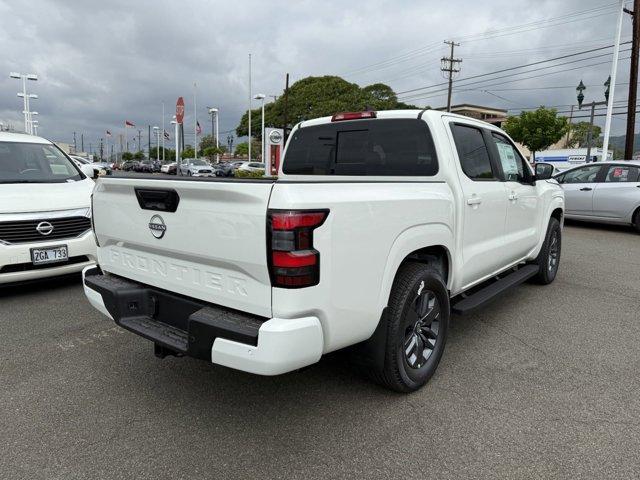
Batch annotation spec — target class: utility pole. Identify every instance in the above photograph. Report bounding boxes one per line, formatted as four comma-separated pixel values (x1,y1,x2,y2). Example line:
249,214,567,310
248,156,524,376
564,105,575,148
248,54,252,161
625,0,640,159
441,40,462,112
100,138,104,160
81,133,84,152
147,125,151,158
137,129,142,153
73,131,77,152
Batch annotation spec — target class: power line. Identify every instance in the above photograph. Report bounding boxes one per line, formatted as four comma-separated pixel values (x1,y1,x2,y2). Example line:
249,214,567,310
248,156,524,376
341,3,619,79
399,54,632,103
397,42,631,97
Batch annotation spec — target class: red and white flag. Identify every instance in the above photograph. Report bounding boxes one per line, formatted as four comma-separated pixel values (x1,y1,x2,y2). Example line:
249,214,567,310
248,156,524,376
106,130,112,137
125,120,135,127
196,121,202,135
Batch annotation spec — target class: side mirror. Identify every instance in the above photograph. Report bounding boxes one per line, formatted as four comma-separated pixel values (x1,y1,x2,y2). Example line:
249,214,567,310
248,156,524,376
535,163,554,181
80,164,96,179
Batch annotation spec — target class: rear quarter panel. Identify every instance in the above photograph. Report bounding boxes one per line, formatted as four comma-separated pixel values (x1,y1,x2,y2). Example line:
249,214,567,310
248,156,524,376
269,181,454,353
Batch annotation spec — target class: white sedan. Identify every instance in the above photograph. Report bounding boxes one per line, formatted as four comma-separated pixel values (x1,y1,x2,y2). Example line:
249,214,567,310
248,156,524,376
237,162,266,173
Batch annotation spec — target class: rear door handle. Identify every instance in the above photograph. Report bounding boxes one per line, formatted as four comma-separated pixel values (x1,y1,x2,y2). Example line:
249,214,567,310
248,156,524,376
466,196,482,206
579,187,593,191
508,192,519,201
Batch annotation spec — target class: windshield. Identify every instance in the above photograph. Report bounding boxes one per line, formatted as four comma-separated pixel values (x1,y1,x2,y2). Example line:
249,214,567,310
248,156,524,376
0,142,83,183
190,159,208,166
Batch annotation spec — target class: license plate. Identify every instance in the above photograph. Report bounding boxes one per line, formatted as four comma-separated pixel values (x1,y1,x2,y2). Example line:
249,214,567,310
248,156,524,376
31,245,69,265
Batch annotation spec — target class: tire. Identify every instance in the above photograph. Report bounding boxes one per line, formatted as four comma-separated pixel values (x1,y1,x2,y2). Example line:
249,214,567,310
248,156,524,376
633,208,640,234
533,217,561,284
370,263,450,393
187,170,192,177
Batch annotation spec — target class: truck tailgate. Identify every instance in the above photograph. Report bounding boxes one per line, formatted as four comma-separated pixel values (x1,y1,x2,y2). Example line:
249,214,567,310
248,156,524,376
92,177,275,317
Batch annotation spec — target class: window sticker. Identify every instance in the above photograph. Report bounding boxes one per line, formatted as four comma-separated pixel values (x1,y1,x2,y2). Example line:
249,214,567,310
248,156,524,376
496,143,519,175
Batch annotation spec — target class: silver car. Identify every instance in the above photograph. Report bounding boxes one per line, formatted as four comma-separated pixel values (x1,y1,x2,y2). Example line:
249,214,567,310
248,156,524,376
178,159,214,177
552,161,640,232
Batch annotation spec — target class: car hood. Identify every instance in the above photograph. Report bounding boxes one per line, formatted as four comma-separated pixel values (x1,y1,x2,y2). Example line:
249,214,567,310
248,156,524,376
0,178,94,214
190,165,211,171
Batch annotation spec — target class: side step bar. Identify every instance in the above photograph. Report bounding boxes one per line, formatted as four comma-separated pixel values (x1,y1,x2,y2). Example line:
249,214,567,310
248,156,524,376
451,264,539,315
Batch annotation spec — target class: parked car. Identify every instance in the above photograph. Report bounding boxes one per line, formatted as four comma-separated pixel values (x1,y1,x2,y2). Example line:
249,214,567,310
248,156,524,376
237,161,266,173
0,132,97,285
178,159,214,177
83,109,563,393
550,160,640,232
230,161,245,171
70,155,110,178
121,160,137,171
134,160,154,173
213,162,234,177
160,162,177,175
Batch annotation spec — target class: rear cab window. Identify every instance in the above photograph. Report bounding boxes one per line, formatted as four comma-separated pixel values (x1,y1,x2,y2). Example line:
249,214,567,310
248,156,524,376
449,124,497,181
283,118,438,176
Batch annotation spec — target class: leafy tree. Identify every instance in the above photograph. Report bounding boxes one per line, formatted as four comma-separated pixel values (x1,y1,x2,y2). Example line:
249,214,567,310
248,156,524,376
149,146,175,160
199,134,218,151
235,76,417,137
235,142,249,157
122,151,134,161
181,148,195,159
567,122,602,148
503,107,568,161
234,140,261,158
134,150,145,160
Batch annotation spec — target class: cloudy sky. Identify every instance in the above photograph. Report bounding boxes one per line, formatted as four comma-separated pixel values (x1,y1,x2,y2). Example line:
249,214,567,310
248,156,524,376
0,0,633,152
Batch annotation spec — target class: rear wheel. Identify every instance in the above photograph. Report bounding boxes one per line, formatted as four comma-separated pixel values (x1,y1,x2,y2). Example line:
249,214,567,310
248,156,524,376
533,217,561,284
371,263,449,393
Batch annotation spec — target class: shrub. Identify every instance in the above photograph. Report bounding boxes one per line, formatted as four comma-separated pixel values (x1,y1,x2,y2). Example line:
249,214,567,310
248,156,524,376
234,169,265,178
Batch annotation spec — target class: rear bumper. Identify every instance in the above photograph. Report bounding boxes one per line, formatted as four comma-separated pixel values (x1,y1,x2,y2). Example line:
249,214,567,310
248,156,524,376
82,266,323,375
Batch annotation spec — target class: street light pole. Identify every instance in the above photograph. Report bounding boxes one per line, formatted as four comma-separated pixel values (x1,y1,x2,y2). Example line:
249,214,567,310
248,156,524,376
254,94,266,162
172,118,179,163
10,72,38,134
208,107,219,162
248,54,252,160
602,0,625,161
153,126,160,163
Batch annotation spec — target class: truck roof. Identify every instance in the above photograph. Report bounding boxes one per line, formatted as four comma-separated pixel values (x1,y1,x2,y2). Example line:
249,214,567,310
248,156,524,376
0,132,51,144
297,109,499,130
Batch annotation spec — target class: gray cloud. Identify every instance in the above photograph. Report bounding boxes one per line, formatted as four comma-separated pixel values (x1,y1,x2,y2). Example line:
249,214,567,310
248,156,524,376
0,0,632,152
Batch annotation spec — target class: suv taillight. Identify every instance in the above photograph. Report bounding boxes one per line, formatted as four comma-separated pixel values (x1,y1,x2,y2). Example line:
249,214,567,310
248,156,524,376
268,210,328,288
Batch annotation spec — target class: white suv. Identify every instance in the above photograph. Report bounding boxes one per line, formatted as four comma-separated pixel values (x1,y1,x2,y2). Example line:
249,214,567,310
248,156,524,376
0,132,97,284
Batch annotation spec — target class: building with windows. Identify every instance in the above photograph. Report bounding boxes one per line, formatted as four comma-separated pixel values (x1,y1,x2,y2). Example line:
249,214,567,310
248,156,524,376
436,104,508,126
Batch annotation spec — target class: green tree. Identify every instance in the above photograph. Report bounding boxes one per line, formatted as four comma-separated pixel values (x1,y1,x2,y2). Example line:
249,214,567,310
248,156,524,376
503,107,568,161
234,140,261,158
134,150,145,160
235,142,249,157
181,148,195,159
199,134,217,151
122,151,134,161
567,121,602,148
235,76,417,137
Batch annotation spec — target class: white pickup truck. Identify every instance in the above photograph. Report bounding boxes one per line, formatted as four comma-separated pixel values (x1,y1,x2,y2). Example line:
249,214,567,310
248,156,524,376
83,110,564,392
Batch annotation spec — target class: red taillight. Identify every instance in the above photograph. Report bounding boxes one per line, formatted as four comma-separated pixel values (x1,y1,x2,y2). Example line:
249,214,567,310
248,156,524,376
331,111,377,122
268,209,328,288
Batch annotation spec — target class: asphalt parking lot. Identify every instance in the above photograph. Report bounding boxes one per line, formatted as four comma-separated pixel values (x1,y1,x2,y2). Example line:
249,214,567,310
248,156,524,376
1,222,639,479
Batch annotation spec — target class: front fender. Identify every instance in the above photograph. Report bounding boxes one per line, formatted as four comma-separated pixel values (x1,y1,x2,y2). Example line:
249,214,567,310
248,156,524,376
376,222,454,315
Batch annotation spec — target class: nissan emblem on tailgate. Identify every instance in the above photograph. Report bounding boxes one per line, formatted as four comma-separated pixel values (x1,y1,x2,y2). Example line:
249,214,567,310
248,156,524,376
148,215,166,239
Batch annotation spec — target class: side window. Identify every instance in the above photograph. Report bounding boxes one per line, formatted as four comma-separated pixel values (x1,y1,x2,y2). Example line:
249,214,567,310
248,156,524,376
450,124,496,181
491,132,531,183
561,165,602,184
604,165,639,183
